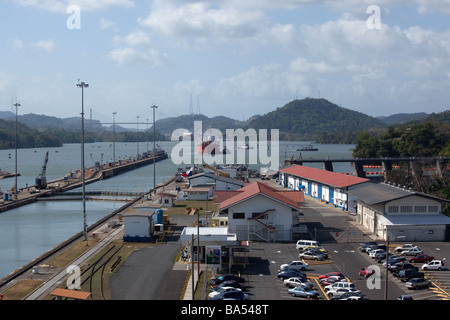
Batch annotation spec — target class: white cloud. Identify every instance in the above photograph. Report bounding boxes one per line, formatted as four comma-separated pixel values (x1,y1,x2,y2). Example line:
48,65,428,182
12,0,134,13
100,18,117,30
139,1,268,39
107,30,168,67
30,39,56,52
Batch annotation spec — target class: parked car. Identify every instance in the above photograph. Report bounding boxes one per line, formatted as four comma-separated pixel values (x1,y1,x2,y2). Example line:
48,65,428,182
405,278,431,290
296,240,322,251
397,294,413,300
421,260,448,271
366,244,387,254
369,249,385,258
324,281,356,292
208,287,242,299
401,248,423,256
408,254,434,264
299,250,325,261
327,287,362,298
359,241,377,252
280,260,309,272
394,243,418,252
301,245,328,254
209,290,248,300
334,292,365,300
278,270,307,280
283,277,314,289
397,269,424,282
288,286,319,299
319,276,347,287
211,280,242,291
359,267,376,278
375,251,391,262
391,264,418,276
318,272,345,280
210,274,245,286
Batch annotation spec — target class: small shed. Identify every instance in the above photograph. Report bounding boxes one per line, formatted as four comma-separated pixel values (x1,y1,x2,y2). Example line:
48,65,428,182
122,211,155,242
184,187,211,201
160,191,177,207
50,288,91,300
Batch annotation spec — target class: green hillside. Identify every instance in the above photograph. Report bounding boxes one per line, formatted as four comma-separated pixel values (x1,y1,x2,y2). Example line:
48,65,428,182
247,98,385,142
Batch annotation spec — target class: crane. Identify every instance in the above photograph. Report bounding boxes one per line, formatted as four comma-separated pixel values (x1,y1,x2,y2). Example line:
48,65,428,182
35,151,49,189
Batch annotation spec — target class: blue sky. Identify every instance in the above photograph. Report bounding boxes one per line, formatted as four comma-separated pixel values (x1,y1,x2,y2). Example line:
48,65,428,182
1,0,450,127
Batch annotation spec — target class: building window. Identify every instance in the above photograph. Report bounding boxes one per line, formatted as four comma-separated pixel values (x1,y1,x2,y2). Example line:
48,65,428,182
232,212,245,219
252,212,268,219
414,206,427,213
388,206,399,213
428,206,438,212
400,206,412,213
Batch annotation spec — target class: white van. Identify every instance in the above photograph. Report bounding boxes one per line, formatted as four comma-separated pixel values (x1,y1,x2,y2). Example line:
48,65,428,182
296,240,323,251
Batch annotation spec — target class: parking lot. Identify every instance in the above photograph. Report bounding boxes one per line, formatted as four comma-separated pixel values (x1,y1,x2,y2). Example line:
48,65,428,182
217,198,450,301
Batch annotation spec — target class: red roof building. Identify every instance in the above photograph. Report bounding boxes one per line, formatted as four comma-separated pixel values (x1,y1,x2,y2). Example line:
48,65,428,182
280,165,371,212
214,182,304,242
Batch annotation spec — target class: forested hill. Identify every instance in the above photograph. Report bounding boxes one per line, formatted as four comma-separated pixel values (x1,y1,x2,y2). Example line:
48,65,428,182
352,110,450,158
247,98,385,142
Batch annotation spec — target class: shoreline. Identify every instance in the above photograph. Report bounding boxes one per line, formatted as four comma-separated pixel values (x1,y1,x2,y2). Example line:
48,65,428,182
0,172,178,299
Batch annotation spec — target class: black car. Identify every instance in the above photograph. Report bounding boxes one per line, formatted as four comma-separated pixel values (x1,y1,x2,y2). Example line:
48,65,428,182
277,270,307,280
391,264,418,276
210,274,245,286
397,269,424,282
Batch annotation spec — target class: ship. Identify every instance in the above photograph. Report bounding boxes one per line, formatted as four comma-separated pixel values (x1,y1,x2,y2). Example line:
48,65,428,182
297,144,318,151
198,140,221,155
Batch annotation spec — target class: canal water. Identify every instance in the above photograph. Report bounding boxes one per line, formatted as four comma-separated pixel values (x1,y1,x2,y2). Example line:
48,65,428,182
0,140,355,279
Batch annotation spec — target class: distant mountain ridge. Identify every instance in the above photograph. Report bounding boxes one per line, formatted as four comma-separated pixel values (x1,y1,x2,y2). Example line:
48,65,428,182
377,112,428,125
1,99,447,146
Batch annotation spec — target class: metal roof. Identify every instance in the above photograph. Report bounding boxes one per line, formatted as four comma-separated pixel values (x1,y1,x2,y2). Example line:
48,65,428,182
348,182,447,205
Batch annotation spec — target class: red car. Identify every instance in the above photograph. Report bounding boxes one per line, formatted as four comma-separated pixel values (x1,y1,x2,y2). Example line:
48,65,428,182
359,267,376,278
318,272,345,280
408,255,434,263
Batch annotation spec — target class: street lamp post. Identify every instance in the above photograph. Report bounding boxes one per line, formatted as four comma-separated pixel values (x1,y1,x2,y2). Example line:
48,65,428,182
151,105,158,191
136,116,140,158
13,100,20,200
77,80,89,244
113,112,117,165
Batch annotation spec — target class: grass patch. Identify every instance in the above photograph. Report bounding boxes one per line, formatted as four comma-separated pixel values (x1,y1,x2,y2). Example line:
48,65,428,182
1,280,43,300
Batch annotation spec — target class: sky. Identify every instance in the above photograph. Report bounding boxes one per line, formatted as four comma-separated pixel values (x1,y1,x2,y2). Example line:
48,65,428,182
1,0,450,127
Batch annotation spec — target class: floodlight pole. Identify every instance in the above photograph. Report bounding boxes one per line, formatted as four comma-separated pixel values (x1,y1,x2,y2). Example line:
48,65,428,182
77,80,89,244
113,112,117,165
151,105,158,190
13,101,20,200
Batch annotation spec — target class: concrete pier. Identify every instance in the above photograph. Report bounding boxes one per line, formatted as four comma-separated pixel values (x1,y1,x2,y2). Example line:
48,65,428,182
0,151,168,213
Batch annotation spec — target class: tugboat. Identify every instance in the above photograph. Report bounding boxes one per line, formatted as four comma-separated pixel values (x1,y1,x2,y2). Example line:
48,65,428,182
297,144,318,151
